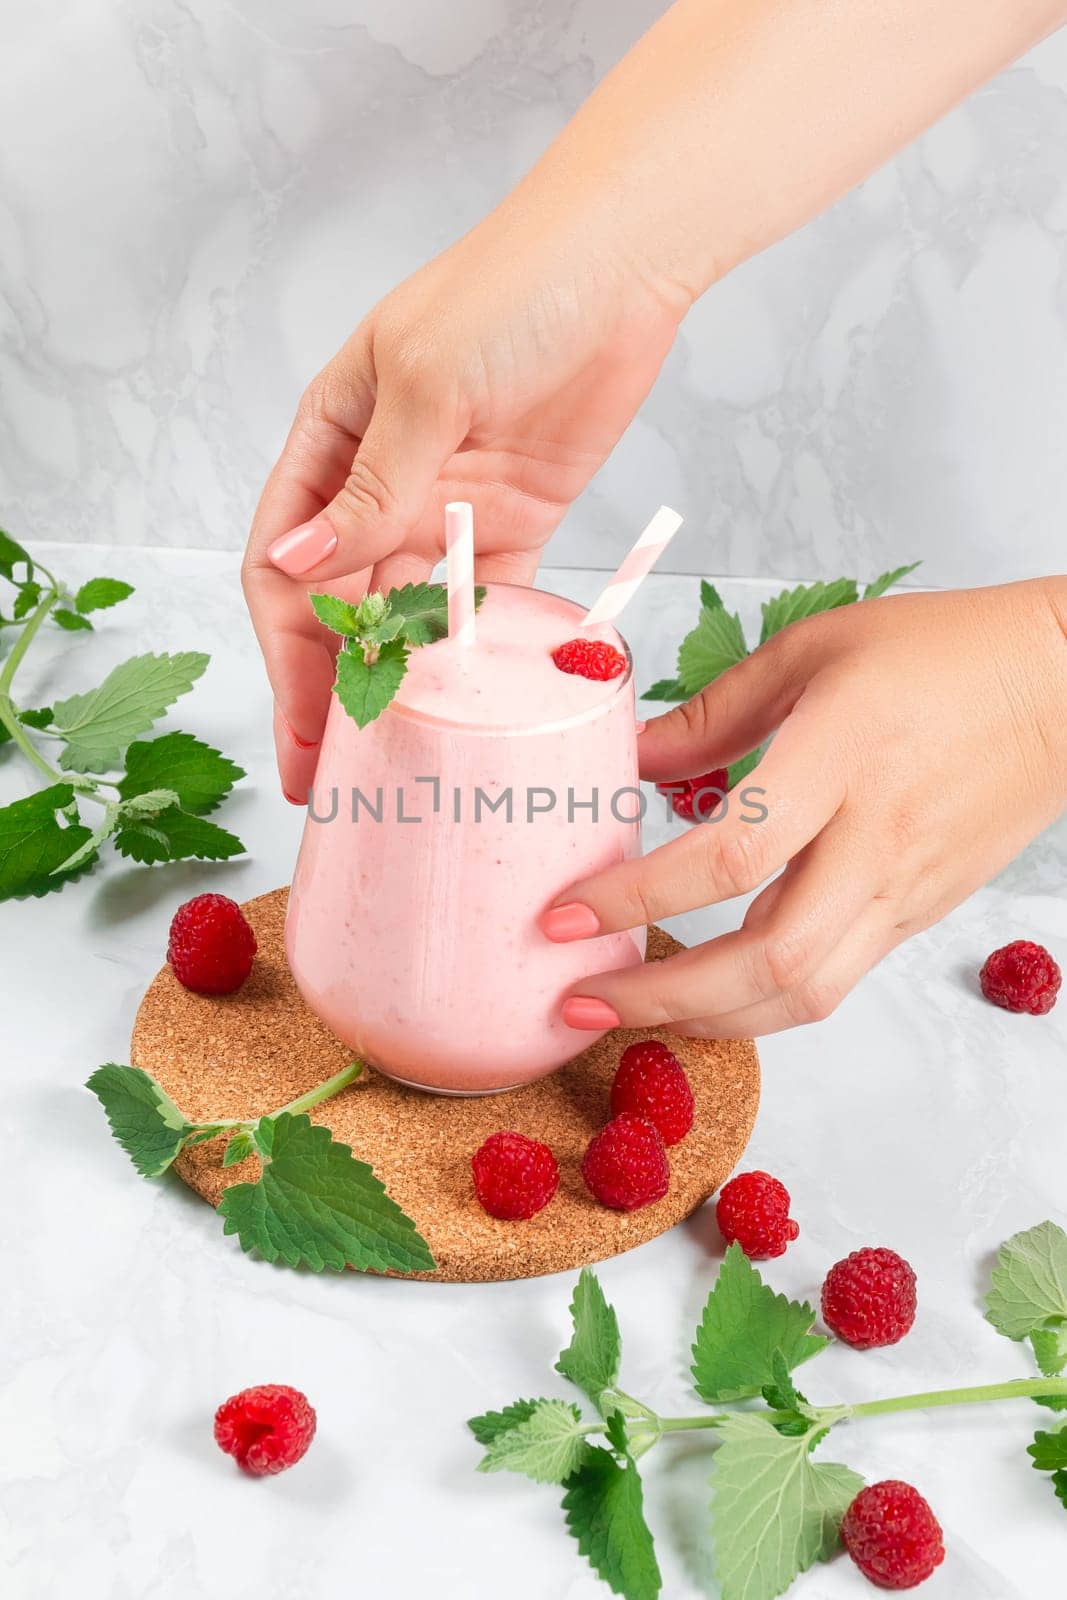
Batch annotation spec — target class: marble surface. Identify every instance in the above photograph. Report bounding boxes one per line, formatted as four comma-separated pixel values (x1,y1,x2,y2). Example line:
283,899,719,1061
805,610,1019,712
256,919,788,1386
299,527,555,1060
2,544,1065,1598
1,7,1067,588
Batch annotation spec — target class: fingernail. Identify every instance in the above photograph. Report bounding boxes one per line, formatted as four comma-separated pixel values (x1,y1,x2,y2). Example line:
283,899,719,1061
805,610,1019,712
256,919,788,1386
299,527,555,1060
635,720,647,735
283,788,305,806
268,517,338,576
561,996,621,1031
281,713,318,751
542,902,601,942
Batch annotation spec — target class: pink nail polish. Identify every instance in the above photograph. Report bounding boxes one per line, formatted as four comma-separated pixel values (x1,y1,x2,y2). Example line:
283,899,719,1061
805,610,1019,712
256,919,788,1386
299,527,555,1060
281,713,319,751
635,720,647,735
561,996,621,1031
268,518,338,577
541,902,601,942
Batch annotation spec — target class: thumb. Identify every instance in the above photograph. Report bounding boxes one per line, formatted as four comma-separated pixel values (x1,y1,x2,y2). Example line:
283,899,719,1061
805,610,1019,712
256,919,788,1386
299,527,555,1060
267,382,462,581
638,632,812,782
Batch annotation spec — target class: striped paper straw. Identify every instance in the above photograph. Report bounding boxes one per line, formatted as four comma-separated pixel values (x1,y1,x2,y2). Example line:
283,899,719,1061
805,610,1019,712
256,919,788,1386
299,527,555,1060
581,506,683,628
445,501,477,647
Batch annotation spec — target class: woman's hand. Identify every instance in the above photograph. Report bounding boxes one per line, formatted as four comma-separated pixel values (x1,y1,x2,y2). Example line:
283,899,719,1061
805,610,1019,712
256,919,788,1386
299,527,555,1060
546,579,1067,1038
242,203,685,800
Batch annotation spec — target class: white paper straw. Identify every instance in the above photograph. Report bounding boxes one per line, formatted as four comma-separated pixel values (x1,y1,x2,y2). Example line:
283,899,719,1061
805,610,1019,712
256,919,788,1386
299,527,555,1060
445,501,476,647
582,506,683,628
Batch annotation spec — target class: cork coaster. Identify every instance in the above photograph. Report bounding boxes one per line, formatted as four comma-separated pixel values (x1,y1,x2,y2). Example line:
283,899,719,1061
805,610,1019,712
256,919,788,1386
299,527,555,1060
131,888,760,1282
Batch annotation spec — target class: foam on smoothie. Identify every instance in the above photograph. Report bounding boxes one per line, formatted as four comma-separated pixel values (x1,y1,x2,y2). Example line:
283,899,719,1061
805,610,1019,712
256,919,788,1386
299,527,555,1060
393,585,628,731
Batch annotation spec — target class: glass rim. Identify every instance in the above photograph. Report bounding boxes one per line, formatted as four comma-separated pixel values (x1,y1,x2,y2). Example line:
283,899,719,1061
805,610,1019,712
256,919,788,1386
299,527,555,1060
367,581,635,737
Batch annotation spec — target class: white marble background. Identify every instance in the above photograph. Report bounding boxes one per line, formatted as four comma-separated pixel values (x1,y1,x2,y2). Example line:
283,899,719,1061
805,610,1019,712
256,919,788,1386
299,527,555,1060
1,3,1066,587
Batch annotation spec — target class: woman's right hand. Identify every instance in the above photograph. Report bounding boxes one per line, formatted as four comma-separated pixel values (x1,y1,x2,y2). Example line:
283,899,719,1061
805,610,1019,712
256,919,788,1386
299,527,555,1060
242,200,687,801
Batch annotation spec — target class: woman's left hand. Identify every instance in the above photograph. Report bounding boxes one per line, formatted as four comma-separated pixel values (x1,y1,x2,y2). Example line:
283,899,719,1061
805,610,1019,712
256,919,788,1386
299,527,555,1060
544,579,1067,1038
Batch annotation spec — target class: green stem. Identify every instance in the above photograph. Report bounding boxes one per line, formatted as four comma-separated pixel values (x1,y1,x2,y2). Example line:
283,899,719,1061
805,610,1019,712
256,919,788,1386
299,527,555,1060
275,1060,365,1118
659,1414,728,1433
189,1060,366,1136
846,1376,1067,1419
0,589,66,785
642,1376,1067,1442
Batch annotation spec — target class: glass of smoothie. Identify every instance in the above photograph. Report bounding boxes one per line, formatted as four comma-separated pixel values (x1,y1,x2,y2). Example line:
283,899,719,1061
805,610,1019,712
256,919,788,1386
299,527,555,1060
285,583,646,1094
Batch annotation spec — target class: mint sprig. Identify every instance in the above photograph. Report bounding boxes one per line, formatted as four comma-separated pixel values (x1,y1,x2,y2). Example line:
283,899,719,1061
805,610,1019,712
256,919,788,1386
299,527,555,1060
642,561,920,787
87,1060,434,1276
470,1222,1067,1600
0,531,246,898
311,581,486,728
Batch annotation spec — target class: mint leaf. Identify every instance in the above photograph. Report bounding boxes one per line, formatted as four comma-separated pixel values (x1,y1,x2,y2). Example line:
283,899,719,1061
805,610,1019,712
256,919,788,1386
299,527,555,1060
863,563,921,601
761,1350,807,1414
12,580,41,620
52,804,122,876
310,593,366,636
53,651,209,772
758,579,858,645
386,581,452,646
476,1399,592,1484
333,639,409,728
641,678,687,702
556,1269,622,1410
1028,1424,1067,1510
86,1063,194,1178
218,1111,435,1274
0,529,32,581
222,1130,256,1168
113,807,245,865
118,732,244,816
691,1244,828,1403
0,783,96,900
986,1221,1067,1345
53,607,94,632
1032,1322,1067,1380
468,1399,542,1446
74,577,135,614
562,1446,661,1600
700,580,724,611
0,706,54,750
710,1414,862,1600
677,606,748,696
1029,1424,1067,1472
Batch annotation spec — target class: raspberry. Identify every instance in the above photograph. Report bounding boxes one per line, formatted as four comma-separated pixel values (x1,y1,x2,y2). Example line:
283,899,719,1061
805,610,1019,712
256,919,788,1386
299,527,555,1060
841,1480,945,1590
213,1384,316,1476
552,638,627,681
610,1040,694,1145
167,893,257,995
471,1131,559,1220
979,939,1061,1015
581,1113,670,1211
657,769,729,822
716,1170,800,1260
822,1247,917,1349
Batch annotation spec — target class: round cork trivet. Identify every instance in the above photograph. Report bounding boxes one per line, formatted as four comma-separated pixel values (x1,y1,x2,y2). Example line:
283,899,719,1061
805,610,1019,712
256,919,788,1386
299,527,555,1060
131,888,759,1282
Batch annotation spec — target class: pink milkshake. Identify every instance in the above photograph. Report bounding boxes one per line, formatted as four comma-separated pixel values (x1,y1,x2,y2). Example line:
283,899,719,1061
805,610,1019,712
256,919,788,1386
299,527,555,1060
285,584,645,1093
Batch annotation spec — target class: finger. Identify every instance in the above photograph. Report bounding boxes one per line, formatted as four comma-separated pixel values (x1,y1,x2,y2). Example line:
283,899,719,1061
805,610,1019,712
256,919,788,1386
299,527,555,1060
559,817,876,1027
242,560,367,759
638,626,816,783
263,381,466,582
473,548,542,586
274,701,322,806
544,699,845,936
659,906,900,1039
370,550,436,597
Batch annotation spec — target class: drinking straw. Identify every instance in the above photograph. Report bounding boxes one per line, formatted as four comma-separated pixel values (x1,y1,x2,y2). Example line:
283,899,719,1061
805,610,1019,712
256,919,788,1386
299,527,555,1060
445,501,477,646
581,505,684,627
